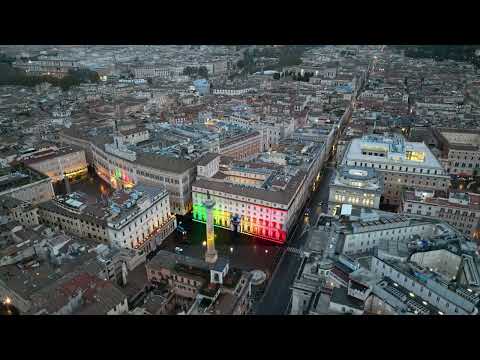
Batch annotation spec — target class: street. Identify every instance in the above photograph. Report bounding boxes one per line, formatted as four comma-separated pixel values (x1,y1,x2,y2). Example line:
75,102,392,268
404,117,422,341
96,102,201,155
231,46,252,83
254,166,335,315
253,72,364,315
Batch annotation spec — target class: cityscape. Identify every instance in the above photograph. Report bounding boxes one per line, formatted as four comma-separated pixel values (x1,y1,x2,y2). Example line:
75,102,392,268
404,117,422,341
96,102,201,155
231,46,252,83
1,45,480,316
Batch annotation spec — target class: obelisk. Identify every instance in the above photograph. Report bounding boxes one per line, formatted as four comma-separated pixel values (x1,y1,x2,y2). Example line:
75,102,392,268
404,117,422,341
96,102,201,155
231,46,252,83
203,191,218,264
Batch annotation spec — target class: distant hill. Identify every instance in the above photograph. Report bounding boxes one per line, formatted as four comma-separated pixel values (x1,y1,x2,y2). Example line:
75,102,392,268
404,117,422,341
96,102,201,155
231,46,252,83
390,45,480,69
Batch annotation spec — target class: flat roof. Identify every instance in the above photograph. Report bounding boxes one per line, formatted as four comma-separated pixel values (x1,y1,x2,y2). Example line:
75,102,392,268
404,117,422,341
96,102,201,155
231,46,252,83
330,286,364,311
196,152,220,167
22,147,84,165
346,136,444,169
193,169,306,206
136,153,195,174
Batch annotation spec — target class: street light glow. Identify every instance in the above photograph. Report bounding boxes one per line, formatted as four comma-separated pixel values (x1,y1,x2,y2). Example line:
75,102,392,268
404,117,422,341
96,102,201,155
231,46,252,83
4,297,11,305
202,241,206,247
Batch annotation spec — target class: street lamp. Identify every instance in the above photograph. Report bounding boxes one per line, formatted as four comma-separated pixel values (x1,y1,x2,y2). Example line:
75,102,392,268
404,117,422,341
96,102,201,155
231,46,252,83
4,297,11,305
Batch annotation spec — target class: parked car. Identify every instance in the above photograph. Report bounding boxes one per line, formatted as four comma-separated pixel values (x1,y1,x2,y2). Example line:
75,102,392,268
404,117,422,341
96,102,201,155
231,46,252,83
174,247,183,254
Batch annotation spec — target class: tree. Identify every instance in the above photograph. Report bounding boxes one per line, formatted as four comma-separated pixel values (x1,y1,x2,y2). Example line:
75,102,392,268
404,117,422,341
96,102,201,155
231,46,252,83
183,66,197,77
198,66,209,79
68,68,100,83
394,45,480,67
0,53,15,65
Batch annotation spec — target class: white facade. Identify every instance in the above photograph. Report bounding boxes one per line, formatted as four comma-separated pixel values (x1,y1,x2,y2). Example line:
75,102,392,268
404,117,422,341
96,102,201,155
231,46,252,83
401,190,480,238
38,187,176,255
343,134,450,205
328,166,383,214
106,190,176,252
343,220,435,256
92,143,195,215
212,87,256,96
370,257,478,315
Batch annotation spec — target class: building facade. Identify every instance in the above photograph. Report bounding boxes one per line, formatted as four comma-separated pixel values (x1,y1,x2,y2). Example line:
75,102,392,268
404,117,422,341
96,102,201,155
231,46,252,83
38,185,176,255
22,147,88,183
192,157,306,244
0,167,54,205
146,250,253,315
370,256,478,315
12,57,79,78
432,128,480,176
342,134,450,205
60,128,198,215
401,189,480,239
328,166,383,214
219,131,262,161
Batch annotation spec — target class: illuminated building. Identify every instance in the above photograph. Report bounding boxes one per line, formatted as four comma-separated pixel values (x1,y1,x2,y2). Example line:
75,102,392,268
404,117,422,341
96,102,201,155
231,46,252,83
60,126,217,215
401,188,480,239
93,136,197,214
21,146,88,183
343,134,450,205
12,57,79,78
192,155,307,244
38,184,176,255
328,166,383,214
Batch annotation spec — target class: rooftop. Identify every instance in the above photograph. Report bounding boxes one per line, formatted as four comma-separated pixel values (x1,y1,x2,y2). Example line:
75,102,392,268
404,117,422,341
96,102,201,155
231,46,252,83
0,165,49,194
21,146,84,166
332,165,383,192
345,134,444,170
403,189,480,212
193,166,306,206
330,286,364,311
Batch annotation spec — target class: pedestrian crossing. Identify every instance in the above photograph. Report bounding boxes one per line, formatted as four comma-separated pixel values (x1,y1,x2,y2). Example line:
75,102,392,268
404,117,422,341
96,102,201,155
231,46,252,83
286,246,306,256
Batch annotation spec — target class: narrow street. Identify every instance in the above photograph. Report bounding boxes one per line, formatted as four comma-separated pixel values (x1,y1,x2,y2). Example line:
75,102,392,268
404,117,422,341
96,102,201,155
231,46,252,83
254,90,359,315
254,166,335,315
